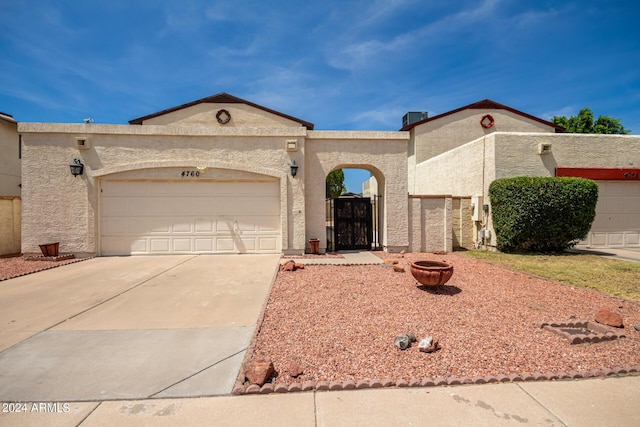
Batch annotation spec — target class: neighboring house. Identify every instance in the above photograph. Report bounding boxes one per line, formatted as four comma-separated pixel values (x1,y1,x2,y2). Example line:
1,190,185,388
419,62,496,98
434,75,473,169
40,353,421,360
17,93,640,257
0,112,21,255
0,112,20,196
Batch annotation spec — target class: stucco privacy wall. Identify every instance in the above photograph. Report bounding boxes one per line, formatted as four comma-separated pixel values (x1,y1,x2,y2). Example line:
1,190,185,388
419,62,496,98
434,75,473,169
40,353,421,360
18,123,306,255
408,109,554,193
408,196,452,253
305,131,410,252
0,197,20,255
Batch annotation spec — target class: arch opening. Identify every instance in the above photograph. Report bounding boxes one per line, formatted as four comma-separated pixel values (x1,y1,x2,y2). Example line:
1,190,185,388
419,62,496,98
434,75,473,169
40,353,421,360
325,167,384,252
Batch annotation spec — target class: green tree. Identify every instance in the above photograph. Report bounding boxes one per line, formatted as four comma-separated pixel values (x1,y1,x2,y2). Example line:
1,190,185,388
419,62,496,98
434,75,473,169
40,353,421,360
552,107,630,134
326,169,346,198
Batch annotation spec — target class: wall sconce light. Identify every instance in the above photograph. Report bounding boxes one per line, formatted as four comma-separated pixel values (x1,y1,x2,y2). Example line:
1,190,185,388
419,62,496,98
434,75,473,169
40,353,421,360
70,159,84,177
290,160,299,177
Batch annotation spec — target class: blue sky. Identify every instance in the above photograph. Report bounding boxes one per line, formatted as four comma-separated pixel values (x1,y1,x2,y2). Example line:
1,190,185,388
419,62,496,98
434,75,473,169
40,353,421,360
1,0,639,193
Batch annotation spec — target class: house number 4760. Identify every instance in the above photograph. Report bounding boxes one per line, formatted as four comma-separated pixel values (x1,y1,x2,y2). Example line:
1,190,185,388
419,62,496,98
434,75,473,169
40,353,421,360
181,171,200,177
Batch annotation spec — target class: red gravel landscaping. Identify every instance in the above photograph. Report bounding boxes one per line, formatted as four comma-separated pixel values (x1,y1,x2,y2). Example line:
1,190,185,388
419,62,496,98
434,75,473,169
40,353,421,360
0,255,90,281
242,252,640,391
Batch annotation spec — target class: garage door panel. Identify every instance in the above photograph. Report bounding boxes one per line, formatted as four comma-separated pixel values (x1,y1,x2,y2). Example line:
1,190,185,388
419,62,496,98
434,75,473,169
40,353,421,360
149,239,170,253
101,180,281,255
195,219,214,232
194,238,213,251
216,238,234,251
258,237,278,251
588,181,640,248
172,239,192,252
131,239,148,253
625,233,640,245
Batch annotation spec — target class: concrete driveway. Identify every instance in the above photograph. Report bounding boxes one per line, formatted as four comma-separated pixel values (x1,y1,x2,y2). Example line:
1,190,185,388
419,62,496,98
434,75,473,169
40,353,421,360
0,254,279,402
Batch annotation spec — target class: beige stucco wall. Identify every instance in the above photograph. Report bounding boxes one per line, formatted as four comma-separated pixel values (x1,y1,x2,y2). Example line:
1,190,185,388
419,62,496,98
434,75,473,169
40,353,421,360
305,131,410,252
414,132,640,248
18,123,307,255
493,133,640,178
0,117,21,197
18,123,411,256
408,109,554,193
408,196,452,253
0,196,21,255
452,197,473,249
139,103,304,128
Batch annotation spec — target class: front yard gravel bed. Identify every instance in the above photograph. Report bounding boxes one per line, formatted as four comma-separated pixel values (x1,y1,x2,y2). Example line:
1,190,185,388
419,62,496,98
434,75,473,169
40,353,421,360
239,252,640,392
0,255,91,281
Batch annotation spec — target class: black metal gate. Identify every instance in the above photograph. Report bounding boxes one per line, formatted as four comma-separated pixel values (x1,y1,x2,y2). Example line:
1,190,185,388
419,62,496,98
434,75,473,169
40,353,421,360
333,197,373,251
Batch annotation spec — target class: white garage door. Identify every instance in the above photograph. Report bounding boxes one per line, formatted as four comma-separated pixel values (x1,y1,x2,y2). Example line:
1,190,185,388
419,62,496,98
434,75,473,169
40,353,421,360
587,181,640,248
100,180,281,255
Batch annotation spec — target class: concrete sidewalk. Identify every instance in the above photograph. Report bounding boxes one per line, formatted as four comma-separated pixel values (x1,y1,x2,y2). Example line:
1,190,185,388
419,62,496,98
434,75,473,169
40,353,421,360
281,250,384,265
1,376,638,426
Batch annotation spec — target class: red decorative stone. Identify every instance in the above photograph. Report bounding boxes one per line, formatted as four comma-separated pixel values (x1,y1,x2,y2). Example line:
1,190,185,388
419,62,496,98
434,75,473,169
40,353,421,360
287,361,304,378
281,261,296,271
409,261,454,286
595,308,624,328
244,357,275,386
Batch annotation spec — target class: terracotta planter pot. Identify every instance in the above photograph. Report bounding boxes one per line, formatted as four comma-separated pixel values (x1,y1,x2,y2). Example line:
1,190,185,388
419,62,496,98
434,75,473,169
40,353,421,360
409,260,454,286
309,238,320,255
39,242,60,257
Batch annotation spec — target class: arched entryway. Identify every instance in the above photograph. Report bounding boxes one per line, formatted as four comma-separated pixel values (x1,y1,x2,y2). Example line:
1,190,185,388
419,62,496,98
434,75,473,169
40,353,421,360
325,167,383,252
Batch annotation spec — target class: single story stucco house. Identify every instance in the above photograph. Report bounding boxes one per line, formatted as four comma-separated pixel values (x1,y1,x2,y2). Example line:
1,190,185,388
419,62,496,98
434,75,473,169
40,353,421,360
16,93,640,257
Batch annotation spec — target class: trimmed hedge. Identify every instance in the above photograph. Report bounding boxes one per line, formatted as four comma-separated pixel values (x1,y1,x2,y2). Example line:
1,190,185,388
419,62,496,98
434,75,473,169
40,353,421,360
488,177,598,252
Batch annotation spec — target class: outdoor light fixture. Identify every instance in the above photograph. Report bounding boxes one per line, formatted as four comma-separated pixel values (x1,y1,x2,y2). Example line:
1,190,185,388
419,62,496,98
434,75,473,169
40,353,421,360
69,159,84,177
290,160,299,177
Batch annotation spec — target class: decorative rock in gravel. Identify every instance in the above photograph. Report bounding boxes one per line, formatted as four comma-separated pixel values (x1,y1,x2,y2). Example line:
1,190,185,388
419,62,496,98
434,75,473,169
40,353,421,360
287,361,304,378
394,335,410,350
418,336,440,353
393,265,405,273
281,260,296,271
634,323,640,331
594,307,624,328
244,357,276,386
384,259,399,264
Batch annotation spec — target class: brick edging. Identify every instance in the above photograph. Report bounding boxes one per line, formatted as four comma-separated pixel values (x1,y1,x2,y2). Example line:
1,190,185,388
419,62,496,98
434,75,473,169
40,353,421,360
232,366,640,395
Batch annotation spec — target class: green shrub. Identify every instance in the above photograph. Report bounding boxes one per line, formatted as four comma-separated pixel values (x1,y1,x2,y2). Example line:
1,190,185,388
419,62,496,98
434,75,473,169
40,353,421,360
488,177,598,252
